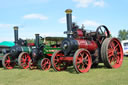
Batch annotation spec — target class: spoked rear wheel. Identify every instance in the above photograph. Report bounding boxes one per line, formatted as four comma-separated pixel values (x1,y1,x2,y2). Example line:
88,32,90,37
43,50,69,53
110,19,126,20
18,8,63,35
101,38,123,68
18,52,31,69
2,53,16,69
40,58,51,70
51,50,68,71
73,49,92,73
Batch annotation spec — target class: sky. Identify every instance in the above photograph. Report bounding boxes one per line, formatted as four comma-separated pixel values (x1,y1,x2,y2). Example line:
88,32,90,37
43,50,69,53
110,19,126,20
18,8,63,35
0,0,128,42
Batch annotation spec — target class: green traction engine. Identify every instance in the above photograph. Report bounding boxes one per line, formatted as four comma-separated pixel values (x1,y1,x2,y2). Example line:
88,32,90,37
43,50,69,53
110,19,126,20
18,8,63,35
29,34,61,70
2,26,34,69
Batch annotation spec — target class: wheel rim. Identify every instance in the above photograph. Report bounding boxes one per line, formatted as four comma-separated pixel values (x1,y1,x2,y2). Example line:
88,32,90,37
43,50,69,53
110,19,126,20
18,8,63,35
74,49,92,73
41,58,51,70
107,38,123,68
52,51,67,71
29,60,34,69
3,54,15,69
29,60,33,69
19,53,31,69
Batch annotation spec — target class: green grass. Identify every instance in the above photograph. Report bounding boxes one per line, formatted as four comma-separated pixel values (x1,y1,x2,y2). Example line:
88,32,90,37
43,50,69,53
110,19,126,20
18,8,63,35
0,57,128,85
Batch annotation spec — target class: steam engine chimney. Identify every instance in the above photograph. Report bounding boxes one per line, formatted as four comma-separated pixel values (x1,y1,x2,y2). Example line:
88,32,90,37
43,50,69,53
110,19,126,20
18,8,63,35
65,9,73,38
14,26,19,45
35,34,40,48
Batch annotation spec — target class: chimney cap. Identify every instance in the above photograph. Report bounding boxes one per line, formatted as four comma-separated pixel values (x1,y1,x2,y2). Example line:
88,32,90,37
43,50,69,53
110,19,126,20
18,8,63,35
65,9,72,14
14,26,18,30
35,34,39,35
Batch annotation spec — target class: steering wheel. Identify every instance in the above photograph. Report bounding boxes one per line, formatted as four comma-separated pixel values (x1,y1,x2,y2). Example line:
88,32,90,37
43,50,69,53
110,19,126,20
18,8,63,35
96,25,110,44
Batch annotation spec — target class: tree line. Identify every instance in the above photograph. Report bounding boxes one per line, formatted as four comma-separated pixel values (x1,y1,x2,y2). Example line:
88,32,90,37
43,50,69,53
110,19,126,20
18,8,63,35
118,29,128,41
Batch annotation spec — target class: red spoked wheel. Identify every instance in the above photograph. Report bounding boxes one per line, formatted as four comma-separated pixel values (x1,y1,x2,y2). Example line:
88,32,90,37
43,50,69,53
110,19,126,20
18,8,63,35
18,52,31,69
73,49,92,73
2,53,16,69
40,58,51,70
101,38,123,68
51,50,68,71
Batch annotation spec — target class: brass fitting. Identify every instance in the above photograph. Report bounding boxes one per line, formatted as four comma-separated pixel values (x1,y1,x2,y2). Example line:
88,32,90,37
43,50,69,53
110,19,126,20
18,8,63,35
65,9,72,14
14,26,18,30
35,34,39,35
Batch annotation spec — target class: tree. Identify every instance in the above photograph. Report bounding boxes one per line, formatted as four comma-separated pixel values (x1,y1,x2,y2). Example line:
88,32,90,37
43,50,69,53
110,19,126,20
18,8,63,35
26,38,44,44
118,29,128,40
26,38,34,43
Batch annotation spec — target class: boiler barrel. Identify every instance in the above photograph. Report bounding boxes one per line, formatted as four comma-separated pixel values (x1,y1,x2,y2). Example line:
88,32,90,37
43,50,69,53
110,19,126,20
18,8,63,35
76,39,98,51
21,46,32,53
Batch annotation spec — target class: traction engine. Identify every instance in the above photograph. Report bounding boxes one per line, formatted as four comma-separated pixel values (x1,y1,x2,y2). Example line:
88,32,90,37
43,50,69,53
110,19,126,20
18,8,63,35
29,34,51,70
29,34,61,70
51,9,123,73
2,26,34,69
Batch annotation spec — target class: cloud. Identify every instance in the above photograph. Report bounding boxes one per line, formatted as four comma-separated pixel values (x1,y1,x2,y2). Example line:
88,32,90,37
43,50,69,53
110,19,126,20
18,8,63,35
82,20,100,27
94,0,104,7
19,32,66,40
72,0,105,8
59,16,76,24
0,24,14,29
40,32,65,37
72,0,93,8
23,14,48,20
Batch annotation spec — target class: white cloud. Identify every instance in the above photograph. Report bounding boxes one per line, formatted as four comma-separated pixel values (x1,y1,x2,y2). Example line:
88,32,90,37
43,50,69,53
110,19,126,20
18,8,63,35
72,0,93,8
23,14,48,20
0,31,65,42
0,24,14,29
59,16,76,24
82,20,100,27
94,0,104,7
72,0,105,8
40,32,65,37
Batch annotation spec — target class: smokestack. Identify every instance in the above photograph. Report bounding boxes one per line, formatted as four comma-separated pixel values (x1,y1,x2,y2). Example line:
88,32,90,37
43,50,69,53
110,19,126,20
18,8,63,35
14,26,18,45
35,34,39,48
65,9,73,38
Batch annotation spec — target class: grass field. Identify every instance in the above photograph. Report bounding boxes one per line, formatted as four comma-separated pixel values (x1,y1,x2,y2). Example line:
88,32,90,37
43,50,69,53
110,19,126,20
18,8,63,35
0,57,128,85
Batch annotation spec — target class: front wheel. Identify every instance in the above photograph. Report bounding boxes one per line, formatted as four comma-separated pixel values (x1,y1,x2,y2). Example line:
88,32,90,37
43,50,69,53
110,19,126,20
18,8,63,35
39,58,51,70
2,53,16,69
51,50,68,71
73,49,92,73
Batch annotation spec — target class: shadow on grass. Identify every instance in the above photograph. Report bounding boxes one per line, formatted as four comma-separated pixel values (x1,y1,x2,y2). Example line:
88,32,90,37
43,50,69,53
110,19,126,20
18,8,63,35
49,65,109,74
0,66,23,70
91,65,106,69
66,67,77,74
49,69,55,72
48,66,77,74
0,64,109,73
